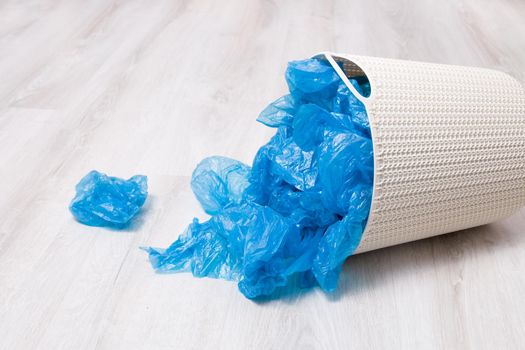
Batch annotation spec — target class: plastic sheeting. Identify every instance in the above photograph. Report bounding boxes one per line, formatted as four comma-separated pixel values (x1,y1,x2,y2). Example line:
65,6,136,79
70,170,148,228
144,58,373,299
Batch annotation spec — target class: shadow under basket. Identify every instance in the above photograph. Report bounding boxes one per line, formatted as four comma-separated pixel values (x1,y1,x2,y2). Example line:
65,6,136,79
316,52,525,254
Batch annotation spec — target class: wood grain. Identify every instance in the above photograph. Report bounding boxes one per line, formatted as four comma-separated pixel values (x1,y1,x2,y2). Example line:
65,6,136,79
1,0,524,349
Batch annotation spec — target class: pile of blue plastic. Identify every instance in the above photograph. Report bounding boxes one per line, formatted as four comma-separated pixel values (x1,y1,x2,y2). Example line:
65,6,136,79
144,58,374,299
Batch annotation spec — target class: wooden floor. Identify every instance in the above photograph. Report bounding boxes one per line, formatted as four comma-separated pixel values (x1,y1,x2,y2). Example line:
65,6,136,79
1,0,525,349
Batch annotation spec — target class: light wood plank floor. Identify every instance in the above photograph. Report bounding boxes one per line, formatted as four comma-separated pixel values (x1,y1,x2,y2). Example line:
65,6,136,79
1,0,525,349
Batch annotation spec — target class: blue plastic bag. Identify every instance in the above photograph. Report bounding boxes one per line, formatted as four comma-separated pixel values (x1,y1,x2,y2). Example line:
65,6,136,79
70,170,148,228
145,58,373,299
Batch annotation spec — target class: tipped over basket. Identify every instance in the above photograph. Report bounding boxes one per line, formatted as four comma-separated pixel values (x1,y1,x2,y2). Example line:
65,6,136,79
317,53,525,253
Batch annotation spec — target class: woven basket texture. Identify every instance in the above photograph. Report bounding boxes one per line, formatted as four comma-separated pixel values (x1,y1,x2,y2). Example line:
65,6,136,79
323,54,525,253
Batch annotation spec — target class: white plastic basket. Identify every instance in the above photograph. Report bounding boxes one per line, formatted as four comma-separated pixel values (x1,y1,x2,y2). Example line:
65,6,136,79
318,53,525,253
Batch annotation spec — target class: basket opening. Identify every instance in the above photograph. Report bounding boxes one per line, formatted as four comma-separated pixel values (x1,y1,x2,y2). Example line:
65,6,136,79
330,55,371,97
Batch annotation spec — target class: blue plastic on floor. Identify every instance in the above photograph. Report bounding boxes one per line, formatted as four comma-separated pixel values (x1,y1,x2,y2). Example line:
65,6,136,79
144,58,373,299
70,170,148,228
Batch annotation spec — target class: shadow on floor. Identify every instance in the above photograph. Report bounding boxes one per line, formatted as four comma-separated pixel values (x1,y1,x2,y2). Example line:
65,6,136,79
327,216,523,302
257,211,524,304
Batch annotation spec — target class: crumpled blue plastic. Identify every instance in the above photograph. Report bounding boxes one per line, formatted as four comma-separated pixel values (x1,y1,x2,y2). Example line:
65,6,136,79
70,170,148,228
144,58,373,299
